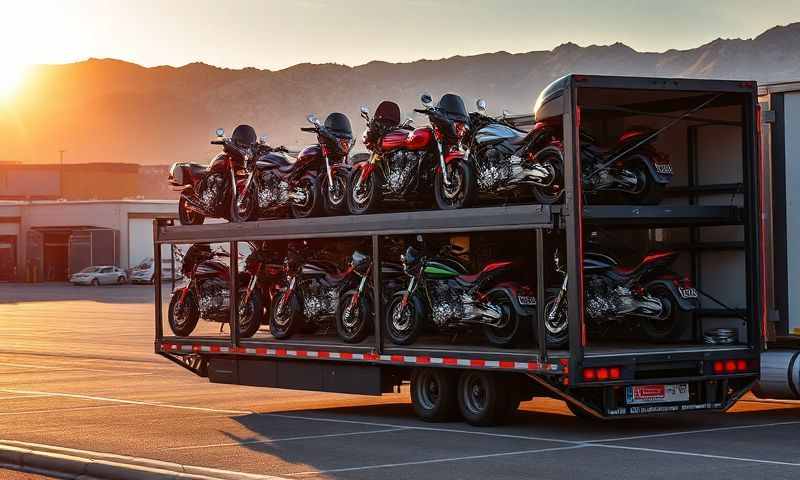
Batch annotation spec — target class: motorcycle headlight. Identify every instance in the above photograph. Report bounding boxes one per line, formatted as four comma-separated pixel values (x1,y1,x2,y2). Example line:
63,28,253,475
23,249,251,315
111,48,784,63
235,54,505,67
337,137,353,154
453,121,466,140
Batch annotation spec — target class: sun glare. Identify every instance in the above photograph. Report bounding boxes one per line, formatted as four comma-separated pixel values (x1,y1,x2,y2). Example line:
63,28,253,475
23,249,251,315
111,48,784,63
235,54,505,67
0,63,28,101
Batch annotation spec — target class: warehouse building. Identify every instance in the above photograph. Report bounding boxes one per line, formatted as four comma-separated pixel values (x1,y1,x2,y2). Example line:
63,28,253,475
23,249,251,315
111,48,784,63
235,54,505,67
0,200,177,282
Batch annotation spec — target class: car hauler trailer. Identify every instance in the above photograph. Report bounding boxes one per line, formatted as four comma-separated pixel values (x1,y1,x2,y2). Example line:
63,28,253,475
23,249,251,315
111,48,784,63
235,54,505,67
154,75,764,424
754,81,800,400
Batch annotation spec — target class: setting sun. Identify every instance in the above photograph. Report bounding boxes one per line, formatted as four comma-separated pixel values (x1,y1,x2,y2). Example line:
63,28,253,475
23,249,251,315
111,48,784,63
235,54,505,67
0,62,27,100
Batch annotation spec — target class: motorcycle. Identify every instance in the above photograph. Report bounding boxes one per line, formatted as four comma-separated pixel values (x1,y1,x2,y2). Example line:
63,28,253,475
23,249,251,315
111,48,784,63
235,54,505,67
335,251,404,343
268,245,360,339
532,77,677,204
543,248,699,348
237,113,353,219
459,98,565,206
348,93,470,214
169,125,259,225
385,246,535,347
167,243,265,338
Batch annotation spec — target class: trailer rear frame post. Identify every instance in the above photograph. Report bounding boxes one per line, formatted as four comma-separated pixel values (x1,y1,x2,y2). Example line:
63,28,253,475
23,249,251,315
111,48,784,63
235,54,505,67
229,240,240,348
153,219,164,348
536,229,546,361
563,76,585,386
372,234,383,354
742,86,764,352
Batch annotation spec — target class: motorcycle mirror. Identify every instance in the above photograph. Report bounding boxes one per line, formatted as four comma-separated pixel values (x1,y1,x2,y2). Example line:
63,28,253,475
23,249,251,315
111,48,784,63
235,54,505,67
476,98,487,112
259,135,267,144
416,234,424,243
306,114,320,126
502,109,510,118
215,128,224,137
420,93,433,106
360,105,369,115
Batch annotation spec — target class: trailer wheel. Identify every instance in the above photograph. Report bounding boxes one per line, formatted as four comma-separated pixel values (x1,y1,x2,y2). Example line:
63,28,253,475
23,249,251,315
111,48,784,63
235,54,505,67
411,368,458,422
457,371,512,426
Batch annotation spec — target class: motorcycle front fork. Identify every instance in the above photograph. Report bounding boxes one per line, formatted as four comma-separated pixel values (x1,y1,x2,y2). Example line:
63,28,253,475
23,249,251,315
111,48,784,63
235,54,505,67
438,141,452,186
400,277,417,310
277,276,296,315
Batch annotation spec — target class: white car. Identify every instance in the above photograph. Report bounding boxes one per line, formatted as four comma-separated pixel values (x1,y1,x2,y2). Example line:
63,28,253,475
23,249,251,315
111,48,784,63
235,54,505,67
70,266,127,286
128,257,182,284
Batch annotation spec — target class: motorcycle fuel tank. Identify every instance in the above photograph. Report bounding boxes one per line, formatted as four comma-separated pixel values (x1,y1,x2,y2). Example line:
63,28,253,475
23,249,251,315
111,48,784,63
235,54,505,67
380,127,433,152
195,260,230,279
423,260,462,279
583,252,618,273
296,144,323,167
475,124,528,146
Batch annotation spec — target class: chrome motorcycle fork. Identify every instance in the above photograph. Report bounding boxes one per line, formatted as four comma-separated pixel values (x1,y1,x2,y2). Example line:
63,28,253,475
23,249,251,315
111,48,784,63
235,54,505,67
324,157,334,190
400,276,416,308
438,141,452,186
277,276,296,314
242,268,259,305
550,274,569,320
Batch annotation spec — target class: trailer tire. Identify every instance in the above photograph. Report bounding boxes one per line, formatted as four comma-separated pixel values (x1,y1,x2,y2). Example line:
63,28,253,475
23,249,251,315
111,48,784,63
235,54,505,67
411,368,458,422
457,371,512,426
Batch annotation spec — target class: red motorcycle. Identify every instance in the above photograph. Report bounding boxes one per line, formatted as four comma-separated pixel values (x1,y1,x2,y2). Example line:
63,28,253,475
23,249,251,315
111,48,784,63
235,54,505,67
169,125,258,225
347,93,470,214
167,244,265,338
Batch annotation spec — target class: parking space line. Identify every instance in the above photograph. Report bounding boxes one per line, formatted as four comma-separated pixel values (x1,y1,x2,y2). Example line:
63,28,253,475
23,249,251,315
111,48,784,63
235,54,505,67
0,403,135,416
169,427,410,451
263,413,580,444
594,444,800,467
0,394,53,401
286,444,587,476
0,388,251,415
588,420,800,443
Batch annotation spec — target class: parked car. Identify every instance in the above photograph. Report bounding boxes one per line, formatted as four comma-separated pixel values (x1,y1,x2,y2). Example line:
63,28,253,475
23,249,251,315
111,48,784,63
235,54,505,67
70,266,127,286
128,257,182,284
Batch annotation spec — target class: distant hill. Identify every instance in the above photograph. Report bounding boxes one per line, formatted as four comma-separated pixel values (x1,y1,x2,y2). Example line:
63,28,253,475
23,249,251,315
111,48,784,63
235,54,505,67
5,22,800,165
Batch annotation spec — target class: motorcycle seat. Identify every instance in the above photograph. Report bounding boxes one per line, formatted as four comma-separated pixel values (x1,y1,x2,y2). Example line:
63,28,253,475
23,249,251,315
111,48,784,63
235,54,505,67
319,269,353,287
256,153,297,174
456,261,511,285
188,163,207,177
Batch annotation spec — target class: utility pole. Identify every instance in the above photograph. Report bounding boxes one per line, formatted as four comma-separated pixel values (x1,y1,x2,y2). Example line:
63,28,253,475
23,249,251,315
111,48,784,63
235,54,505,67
58,149,65,199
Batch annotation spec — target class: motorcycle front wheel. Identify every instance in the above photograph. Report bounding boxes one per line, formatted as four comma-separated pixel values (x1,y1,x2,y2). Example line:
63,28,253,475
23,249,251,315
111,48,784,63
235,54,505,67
543,289,569,348
178,196,205,226
531,146,565,205
291,176,325,219
230,188,256,223
434,160,477,210
168,291,200,336
481,291,524,348
268,291,303,339
347,168,382,215
321,170,349,216
385,294,425,345
335,289,373,343
237,289,264,338
639,284,683,341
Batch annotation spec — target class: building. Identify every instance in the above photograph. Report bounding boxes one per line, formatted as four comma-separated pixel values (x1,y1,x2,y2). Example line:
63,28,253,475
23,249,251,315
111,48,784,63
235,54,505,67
0,200,177,282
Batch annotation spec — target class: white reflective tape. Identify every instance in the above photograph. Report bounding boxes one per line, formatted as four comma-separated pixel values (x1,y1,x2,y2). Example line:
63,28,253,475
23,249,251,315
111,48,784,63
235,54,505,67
404,356,416,363
456,359,471,367
430,357,444,364
307,351,318,358
352,354,364,360
379,355,392,361
245,348,256,354
514,362,528,369
485,360,500,368
329,352,341,359
287,350,297,356
267,349,276,355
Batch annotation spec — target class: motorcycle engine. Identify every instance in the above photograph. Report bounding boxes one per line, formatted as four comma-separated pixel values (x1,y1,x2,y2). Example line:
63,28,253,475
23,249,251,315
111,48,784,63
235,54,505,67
585,276,619,321
302,282,338,319
385,151,421,194
197,278,229,319
258,171,290,209
430,282,464,327
200,173,225,211
477,148,513,191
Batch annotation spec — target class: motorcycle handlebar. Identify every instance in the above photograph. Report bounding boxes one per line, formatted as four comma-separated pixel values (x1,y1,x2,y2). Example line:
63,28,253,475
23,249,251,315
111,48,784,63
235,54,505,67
413,108,429,114
210,140,224,145
300,127,317,132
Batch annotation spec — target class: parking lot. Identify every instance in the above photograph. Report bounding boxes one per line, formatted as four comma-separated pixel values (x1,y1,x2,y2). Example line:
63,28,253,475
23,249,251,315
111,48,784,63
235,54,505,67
0,283,798,479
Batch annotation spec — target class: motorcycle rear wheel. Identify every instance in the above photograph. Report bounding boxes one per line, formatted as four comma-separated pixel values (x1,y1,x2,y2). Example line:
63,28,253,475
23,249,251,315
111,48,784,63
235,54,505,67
531,146,565,205
347,168,382,215
434,160,477,210
625,156,665,205
482,291,524,347
168,291,200,336
269,291,303,339
639,285,683,341
178,196,205,225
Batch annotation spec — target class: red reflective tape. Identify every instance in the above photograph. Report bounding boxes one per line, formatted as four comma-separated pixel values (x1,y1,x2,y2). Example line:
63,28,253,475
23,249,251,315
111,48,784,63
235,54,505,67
255,347,267,355
470,359,485,367
340,352,353,360
296,350,308,357
276,348,287,357
528,362,540,370
499,361,515,369
318,351,330,359
391,355,404,363
364,353,379,361
443,358,458,366
192,345,201,352
210,345,220,353
416,356,430,364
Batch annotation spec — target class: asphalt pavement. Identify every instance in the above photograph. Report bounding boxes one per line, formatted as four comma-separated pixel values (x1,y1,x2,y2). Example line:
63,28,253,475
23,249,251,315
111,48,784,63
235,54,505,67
0,283,798,480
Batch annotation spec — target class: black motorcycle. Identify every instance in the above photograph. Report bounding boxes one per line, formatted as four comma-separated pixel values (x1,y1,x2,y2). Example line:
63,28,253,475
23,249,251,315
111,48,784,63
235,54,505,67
169,125,259,225
335,251,404,343
543,248,699,348
385,246,535,347
459,99,564,206
268,245,359,339
167,244,264,338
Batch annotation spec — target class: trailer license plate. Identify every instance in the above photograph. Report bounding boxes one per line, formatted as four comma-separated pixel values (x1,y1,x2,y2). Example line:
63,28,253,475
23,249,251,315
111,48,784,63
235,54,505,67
626,383,689,405
517,295,537,306
678,287,698,299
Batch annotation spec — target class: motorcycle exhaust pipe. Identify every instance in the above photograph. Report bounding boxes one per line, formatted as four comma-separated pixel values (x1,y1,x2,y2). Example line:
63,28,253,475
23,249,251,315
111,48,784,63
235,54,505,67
463,301,504,322
182,195,208,215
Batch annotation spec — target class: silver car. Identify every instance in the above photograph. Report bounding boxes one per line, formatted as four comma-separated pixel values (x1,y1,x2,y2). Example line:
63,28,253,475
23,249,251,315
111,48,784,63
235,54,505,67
70,266,128,286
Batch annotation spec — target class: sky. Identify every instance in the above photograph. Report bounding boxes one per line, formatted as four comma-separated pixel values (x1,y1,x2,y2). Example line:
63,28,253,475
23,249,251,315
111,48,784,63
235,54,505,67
2,0,800,70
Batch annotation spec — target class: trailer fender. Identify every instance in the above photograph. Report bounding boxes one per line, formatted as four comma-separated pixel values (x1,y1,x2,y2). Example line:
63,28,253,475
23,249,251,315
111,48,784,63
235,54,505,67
645,279,699,311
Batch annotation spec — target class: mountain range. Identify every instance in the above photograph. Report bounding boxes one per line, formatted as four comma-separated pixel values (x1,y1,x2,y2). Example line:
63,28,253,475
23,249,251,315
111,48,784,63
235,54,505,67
5,22,800,166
